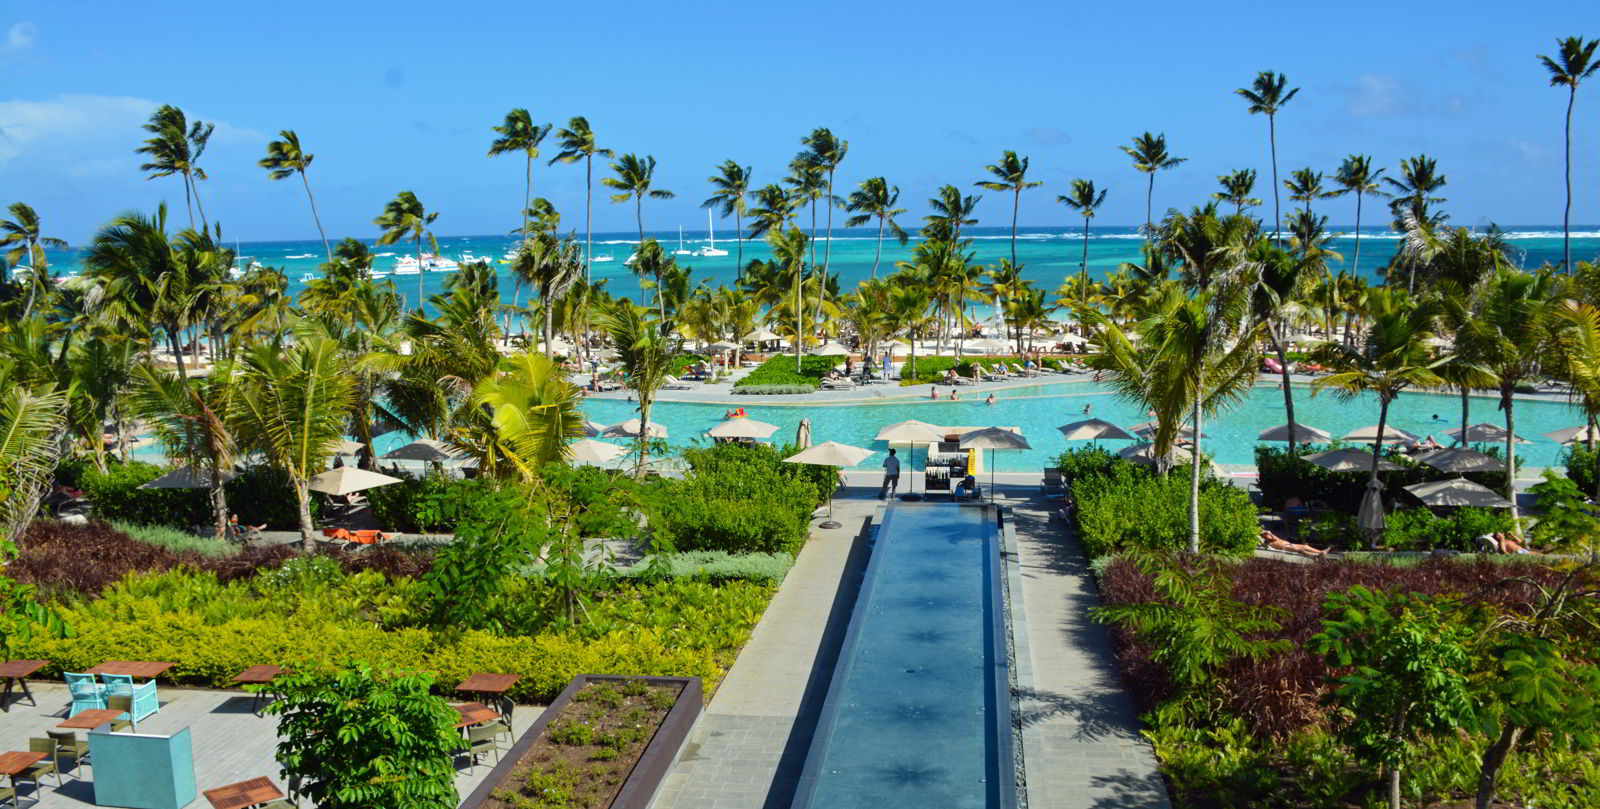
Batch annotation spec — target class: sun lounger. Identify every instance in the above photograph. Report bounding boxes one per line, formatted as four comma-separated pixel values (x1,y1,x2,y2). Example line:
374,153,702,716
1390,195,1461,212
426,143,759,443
663,375,694,390
983,365,1008,381
1042,468,1065,492
820,377,856,390
1010,363,1040,378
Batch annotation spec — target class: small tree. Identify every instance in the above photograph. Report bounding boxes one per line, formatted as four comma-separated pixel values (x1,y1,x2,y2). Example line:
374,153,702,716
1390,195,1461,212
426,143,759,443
1310,586,1476,809
268,663,462,809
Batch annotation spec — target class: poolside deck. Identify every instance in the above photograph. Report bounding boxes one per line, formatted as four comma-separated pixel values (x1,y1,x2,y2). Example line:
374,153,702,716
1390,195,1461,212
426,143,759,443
0,683,538,807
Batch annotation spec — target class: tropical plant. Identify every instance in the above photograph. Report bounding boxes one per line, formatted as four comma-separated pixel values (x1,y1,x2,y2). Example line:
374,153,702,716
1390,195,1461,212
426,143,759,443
1539,36,1600,273
1121,132,1186,236
548,116,614,279
800,128,848,276
1328,154,1389,276
603,153,674,245
843,177,908,279
0,202,68,319
258,130,331,262
374,190,438,307
488,108,552,253
745,183,797,241
135,105,214,230
1058,179,1108,285
1547,300,1600,497
1385,154,1448,233
1212,169,1261,215
1235,70,1300,242
128,363,238,540
976,150,1043,266
597,304,672,477
465,352,585,480
1284,167,1332,217
924,183,979,242
0,376,67,545
702,159,752,272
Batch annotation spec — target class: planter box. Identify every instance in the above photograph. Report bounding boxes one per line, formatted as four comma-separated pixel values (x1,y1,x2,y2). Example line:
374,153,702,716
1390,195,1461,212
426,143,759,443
460,674,702,809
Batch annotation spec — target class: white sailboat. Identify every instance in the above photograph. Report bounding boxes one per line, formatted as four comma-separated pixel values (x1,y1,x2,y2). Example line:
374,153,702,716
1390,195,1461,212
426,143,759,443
695,210,729,257
674,226,692,256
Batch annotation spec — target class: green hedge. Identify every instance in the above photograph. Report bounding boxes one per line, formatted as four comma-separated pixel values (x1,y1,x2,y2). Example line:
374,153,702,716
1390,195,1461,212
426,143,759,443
1382,506,1516,552
649,443,829,555
1254,445,1510,514
1563,444,1599,496
897,355,1026,385
731,355,835,390
1065,450,1259,558
79,462,315,530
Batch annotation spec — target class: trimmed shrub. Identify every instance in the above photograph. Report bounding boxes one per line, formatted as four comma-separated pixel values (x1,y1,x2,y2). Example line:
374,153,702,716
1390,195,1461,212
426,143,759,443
110,521,234,557
731,355,835,390
896,355,1025,385
1563,443,1599,496
651,443,826,555
1381,506,1515,552
731,384,817,396
1070,460,1259,559
1055,446,1119,484
366,470,474,533
79,461,317,530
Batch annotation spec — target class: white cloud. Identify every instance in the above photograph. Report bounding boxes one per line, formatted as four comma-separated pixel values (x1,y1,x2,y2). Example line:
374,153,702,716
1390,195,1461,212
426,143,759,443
1336,73,1475,119
0,94,263,166
1,22,36,57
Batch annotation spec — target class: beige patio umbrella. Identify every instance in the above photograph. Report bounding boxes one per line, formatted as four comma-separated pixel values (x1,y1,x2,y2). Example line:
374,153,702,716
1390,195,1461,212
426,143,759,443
1447,423,1528,444
1117,443,1194,466
1546,425,1600,445
566,438,627,465
795,418,812,449
784,441,875,528
1303,448,1401,473
582,419,609,438
743,327,781,342
1417,448,1506,474
382,438,462,463
1257,423,1333,443
140,465,237,489
602,419,667,439
809,342,851,356
1343,425,1419,445
960,428,1032,499
1058,419,1137,442
334,439,365,455
964,337,1010,353
707,419,780,440
1403,478,1514,509
1131,421,1206,441
707,340,741,352
876,419,946,497
308,467,403,496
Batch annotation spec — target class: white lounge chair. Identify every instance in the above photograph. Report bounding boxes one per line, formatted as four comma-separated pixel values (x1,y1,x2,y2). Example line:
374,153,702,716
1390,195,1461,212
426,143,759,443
663,375,694,390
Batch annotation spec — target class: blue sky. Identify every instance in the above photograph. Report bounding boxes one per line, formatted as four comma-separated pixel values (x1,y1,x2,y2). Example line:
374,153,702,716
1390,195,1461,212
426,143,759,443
1,0,1595,243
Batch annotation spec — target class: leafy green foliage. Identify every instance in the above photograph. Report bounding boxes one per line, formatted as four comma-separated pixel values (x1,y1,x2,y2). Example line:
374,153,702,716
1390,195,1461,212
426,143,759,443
79,461,316,530
268,663,462,809
730,354,834,389
650,443,826,555
365,470,473,533
1528,469,1600,552
1382,506,1516,552
729,383,819,396
1562,443,1600,496
1068,457,1259,558
896,355,1024,385
417,483,546,633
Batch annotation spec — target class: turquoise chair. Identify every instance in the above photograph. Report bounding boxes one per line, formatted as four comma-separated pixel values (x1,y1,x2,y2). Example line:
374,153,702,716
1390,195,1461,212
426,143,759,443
64,673,105,717
100,674,158,723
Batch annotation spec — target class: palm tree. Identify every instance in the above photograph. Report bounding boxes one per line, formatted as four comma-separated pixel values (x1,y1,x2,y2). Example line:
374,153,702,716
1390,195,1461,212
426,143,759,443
1285,168,1332,217
597,303,672,478
702,160,753,275
130,363,238,540
0,202,68,319
1384,155,1448,232
136,105,214,231
258,130,332,262
488,108,552,253
1235,71,1300,243
1547,300,1600,497
844,177,908,279
801,128,848,275
231,329,357,549
374,190,438,307
1250,242,1317,447
467,351,585,480
0,374,67,545
1539,37,1600,273
1212,169,1261,215
1121,133,1186,237
548,116,614,280
603,154,675,246
746,183,798,241
1329,155,1389,276
977,150,1044,266
1313,290,1445,502
925,184,980,242
768,226,811,370
1059,179,1109,286
513,234,584,357
785,156,826,269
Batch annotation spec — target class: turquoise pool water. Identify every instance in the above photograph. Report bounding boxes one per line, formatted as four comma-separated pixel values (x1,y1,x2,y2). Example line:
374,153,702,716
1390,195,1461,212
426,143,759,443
793,504,1014,809
578,381,1586,472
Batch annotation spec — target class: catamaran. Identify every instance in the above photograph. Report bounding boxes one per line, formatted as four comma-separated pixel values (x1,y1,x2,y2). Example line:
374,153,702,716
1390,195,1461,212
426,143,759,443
674,226,692,256
695,209,729,257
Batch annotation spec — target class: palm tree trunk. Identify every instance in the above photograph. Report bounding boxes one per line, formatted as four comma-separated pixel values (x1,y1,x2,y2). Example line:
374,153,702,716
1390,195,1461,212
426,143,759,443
794,256,804,372
1474,723,1523,809
1504,386,1519,525
210,465,228,542
1268,112,1281,244
1144,173,1154,236
585,155,594,282
823,170,835,273
182,172,196,230
635,197,644,249
294,478,315,551
1371,396,1392,546
872,217,884,279
1271,332,1297,446
192,175,210,234
735,210,744,282
1352,191,1364,276
1460,386,1471,446
1010,188,1020,268
415,236,425,312
1189,391,1203,553
635,401,652,480
301,171,331,263
1081,216,1091,288
544,301,555,361
1563,87,1575,274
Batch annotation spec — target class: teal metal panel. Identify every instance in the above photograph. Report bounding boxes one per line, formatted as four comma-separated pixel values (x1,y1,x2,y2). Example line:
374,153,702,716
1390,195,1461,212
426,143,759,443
88,727,197,809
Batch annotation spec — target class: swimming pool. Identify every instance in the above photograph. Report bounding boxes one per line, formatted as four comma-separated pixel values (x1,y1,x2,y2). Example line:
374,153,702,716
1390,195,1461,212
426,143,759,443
793,504,1016,809
578,381,1586,471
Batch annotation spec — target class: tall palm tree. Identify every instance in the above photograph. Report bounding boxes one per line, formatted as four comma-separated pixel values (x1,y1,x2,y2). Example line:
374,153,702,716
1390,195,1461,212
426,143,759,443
785,156,826,269
0,203,68,319
136,105,214,231
976,150,1044,266
1539,37,1600,273
488,108,552,251
844,177,908,279
1250,242,1317,447
702,160,753,275
603,154,675,246
258,130,332,262
1384,155,1448,232
548,116,614,280
746,183,798,241
925,184,980,242
466,351,585,480
231,329,357,549
1547,300,1600,497
1212,169,1261,215
801,128,848,275
1329,155,1389,276
768,226,811,370
130,363,238,540
1235,71,1300,243
1285,168,1331,217
1121,133,1186,237
1059,179,1109,286
0,374,67,545
597,303,672,478
514,234,584,357
374,190,438,308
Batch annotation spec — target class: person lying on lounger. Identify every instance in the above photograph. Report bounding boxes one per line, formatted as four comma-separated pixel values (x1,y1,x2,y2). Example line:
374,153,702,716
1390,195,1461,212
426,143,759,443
1260,529,1330,557
1479,532,1539,555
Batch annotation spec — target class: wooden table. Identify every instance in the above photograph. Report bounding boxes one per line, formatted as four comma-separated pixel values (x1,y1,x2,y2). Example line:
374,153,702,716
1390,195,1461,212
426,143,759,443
203,776,283,809
0,751,46,777
455,673,519,717
232,666,284,714
452,702,500,729
0,659,46,712
57,708,124,730
88,661,175,680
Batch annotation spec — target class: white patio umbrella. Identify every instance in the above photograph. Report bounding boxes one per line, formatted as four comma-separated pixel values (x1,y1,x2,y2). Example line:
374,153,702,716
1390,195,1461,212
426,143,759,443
809,342,851,356
707,419,780,440
1417,448,1506,474
959,428,1032,500
567,438,627,465
1545,425,1600,445
1057,419,1137,442
582,419,609,438
140,465,237,489
1257,423,1333,443
334,439,365,456
308,467,403,496
381,438,462,463
876,419,946,497
1403,478,1514,509
1117,443,1194,466
602,419,667,439
1131,421,1207,441
1343,425,1420,445
1447,423,1529,444
743,327,781,342
707,340,741,352
964,337,1010,353
1357,477,1386,547
784,441,875,528
1303,448,1401,473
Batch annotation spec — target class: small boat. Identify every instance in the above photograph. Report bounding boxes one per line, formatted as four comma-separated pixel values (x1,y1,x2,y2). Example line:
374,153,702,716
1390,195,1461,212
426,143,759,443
300,273,316,283
393,256,421,275
695,209,729,257
370,271,391,279
623,253,637,267
287,253,315,259
591,252,614,264
674,226,692,256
